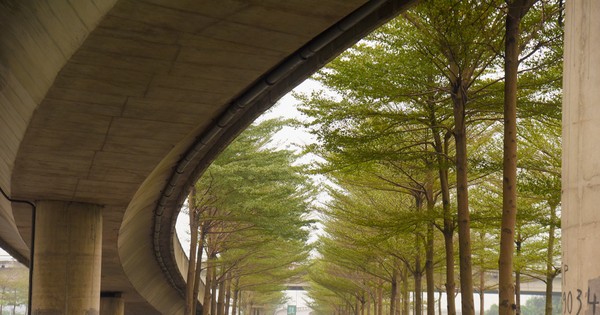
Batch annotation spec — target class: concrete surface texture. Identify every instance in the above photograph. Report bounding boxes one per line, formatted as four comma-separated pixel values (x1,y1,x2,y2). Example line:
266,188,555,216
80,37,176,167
562,0,600,314
0,0,415,313
31,201,102,314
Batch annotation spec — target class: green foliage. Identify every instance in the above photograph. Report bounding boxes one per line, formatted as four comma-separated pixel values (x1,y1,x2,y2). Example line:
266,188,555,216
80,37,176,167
0,262,28,311
297,0,563,312
188,118,316,309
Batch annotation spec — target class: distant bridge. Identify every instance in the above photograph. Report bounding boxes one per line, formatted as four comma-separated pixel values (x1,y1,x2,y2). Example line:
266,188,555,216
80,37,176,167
285,273,562,295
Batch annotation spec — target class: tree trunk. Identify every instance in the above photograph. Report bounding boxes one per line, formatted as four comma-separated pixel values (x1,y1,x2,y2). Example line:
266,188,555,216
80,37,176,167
450,66,475,315
479,269,485,315
193,227,207,315
450,71,474,315
499,2,535,314
430,107,456,315
377,279,383,315
402,266,409,315
186,189,200,315
479,232,486,315
415,254,423,315
515,269,521,315
231,288,239,315
202,258,213,315
443,213,457,315
515,239,522,315
498,2,519,309
391,268,398,315
545,204,557,315
211,261,218,315
224,275,232,315
217,272,226,315
425,213,435,315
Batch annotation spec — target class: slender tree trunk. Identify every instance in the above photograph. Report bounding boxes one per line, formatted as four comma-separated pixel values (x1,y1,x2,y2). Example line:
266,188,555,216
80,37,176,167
499,2,519,307
499,2,536,314
402,266,409,315
515,269,521,315
453,94,474,315
545,204,557,315
423,180,436,315
425,213,435,315
231,290,238,315
224,275,232,315
357,297,362,315
193,227,207,315
202,258,214,315
479,232,486,315
443,186,456,312
391,268,398,315
211,261,218,315
438,291,442,315
450,74,474,315
479,269,485,315
378,279,383,315
415,254,423,315
431,109,456,315
217,272,226,315
186,189,200,315
443,211,457,315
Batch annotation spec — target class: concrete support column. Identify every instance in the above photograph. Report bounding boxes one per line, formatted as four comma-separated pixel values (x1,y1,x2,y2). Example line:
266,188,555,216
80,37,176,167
31,201,103,314
563,0,600,313
100,293,125,315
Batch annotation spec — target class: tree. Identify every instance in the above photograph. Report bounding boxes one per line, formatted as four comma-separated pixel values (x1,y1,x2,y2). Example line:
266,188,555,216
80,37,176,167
498,1,563,313
295,1,562,314
0,262,28,314
184,118,315,314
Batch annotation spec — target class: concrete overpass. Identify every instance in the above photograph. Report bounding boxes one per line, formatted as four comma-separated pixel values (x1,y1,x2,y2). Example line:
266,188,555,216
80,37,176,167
0,0,598,314
0,0,417,314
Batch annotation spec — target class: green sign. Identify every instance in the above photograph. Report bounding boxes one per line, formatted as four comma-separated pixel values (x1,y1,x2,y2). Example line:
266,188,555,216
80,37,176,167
287,305,297,315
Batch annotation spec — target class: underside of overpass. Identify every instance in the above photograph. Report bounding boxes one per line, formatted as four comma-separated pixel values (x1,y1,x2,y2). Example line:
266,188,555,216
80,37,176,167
1,0,599,314
0,0,417,314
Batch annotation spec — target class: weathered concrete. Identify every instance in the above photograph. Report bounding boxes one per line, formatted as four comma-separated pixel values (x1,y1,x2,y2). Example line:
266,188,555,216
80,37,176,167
101,293,125,315
31,201,102,314
562,0,600,314
0,0,415,313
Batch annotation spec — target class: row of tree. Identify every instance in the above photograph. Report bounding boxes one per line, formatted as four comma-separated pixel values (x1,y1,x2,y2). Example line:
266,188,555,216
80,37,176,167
0,262,28,314
298,0,562,314
183,120,315,315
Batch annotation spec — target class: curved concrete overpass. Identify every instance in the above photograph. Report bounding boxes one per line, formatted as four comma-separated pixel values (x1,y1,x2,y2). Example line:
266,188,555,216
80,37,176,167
0,0,415,313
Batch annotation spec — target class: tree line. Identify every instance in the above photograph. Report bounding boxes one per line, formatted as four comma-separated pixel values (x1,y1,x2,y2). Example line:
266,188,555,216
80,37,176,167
0,261,28,314
181,0,563,315
183,119,315,315
297,0,562,314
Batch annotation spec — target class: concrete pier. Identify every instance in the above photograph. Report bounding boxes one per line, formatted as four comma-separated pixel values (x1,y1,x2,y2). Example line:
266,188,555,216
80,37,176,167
31,201,103,314
101,293,125,315
562,0,600,314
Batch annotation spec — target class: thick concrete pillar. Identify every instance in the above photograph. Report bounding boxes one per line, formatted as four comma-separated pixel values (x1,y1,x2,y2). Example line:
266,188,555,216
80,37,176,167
562,0,600,313
100,293,125,315
31,201,103,314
